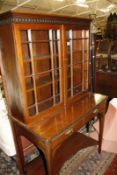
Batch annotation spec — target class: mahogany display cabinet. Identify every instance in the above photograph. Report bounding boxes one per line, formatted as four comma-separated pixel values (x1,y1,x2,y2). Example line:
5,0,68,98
0,12,107,175
0,12,92,124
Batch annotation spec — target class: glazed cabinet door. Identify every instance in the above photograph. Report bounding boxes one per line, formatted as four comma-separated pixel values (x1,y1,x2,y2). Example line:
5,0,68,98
14,24,63,121
65,28,90,99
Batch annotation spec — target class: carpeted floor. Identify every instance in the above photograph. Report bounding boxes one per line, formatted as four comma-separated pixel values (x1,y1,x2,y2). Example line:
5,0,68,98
0,146,117,175
60,146,115,175
0,150,19,175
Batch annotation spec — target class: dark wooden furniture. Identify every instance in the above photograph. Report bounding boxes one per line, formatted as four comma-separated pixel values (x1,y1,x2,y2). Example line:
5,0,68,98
0,12,107,175
95,39,117,97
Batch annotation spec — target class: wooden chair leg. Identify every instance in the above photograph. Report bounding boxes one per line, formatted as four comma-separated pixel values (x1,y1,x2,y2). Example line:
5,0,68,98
98,112,105,153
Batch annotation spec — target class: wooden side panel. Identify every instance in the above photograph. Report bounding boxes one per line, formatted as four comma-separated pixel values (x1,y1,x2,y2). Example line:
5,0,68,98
0,24,25,121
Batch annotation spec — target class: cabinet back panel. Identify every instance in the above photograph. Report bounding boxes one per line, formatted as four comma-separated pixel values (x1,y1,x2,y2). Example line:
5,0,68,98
34,59,51,73
24,62,32,76
27,91,35,106
32,30,49,41
36,85,53,102
22,44,31,60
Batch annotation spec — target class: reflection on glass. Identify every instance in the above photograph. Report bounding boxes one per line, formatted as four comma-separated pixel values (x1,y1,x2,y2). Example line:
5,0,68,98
21,29,61,116
66,29,89,97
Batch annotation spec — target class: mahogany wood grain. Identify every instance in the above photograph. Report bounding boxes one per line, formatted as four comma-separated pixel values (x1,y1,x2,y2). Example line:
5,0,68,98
11,92,107,175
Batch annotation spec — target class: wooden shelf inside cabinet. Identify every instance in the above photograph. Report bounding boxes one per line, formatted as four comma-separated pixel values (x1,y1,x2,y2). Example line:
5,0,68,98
22,39,59,44
67,37,89,40
37,79,59,89
34,55,51,60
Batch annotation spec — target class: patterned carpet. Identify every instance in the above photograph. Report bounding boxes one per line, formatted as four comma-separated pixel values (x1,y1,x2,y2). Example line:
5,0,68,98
0,146,116,175
0,150,19,175
60,146,115,175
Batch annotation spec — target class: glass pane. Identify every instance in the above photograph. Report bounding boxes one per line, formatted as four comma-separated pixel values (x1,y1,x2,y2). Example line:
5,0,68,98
32,42,50,58
25,77,33,90
55,81,60,95
83,60,88,91
54,69,60,80
84,38,89,50
73,51,82,64
27,91,35,106
73,64,82,86
66,31,70,40
21,29,62,116
53,41,59,54
34,58,51,73
54,55,59,68
55,94,60,103
85,30,89,38
67,76,71,90
67,66,71,97
66,29,89,98
84,71,88,83
73,85,82,95
84,80,88,90
21,30,28,42
66,41,70,53
52,30,58,40
67,89,71,97
32,30,49,41
72,40,82,51
22,44,31,60
67,66,71,78
28,106,36,116
67,66,71,96
66,53,71,66
84,50,89,61
24,62,32,76
36,85,53,102
38,98,53,112
35,72,52,87
83,31,89,62
72,30,82,39
53,30,59,69
84,62,88,71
